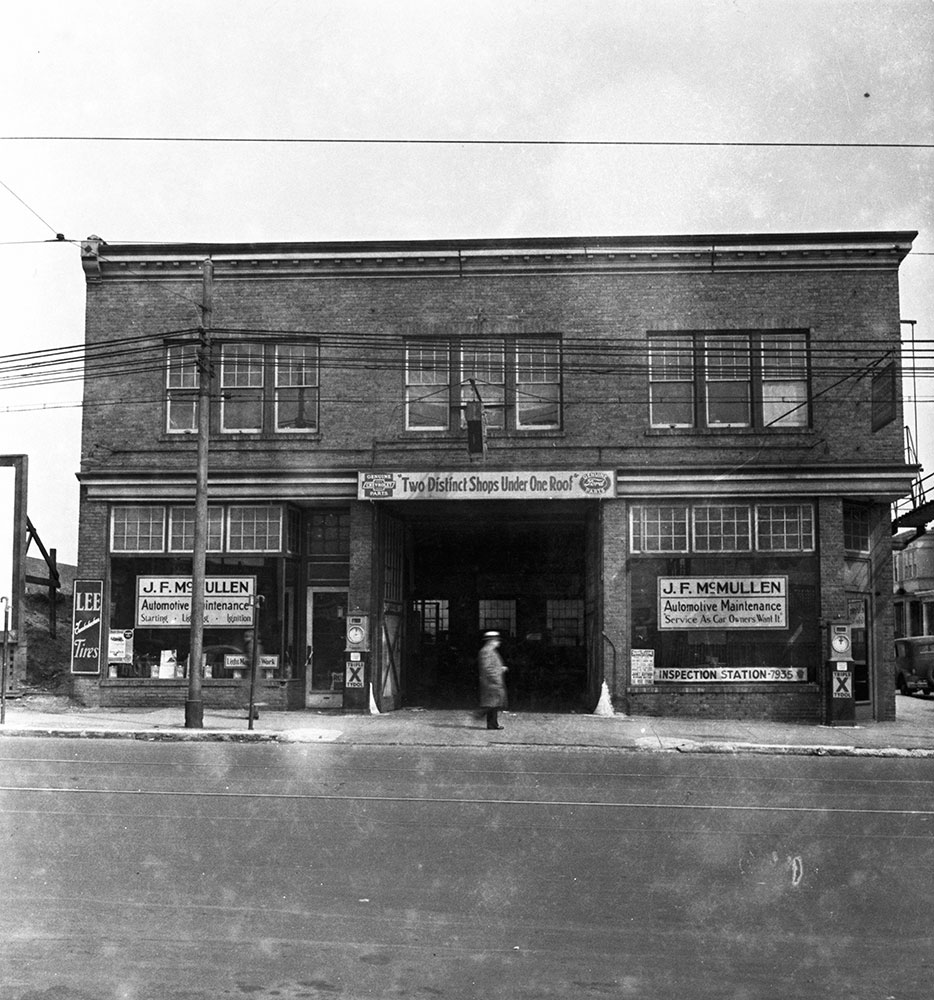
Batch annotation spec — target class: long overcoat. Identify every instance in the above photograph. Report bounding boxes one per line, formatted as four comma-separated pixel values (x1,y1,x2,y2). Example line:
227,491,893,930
478,644,508,708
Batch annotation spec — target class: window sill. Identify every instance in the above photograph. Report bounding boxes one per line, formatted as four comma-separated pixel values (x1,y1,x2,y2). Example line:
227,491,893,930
644,426,816,439
400,430,566,441
160,433,322,445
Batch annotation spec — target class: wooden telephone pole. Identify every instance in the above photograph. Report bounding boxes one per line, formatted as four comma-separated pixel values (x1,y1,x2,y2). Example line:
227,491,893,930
185,259,213,728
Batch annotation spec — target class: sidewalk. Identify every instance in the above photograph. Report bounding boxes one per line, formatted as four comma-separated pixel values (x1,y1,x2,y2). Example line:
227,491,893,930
1,693,933,756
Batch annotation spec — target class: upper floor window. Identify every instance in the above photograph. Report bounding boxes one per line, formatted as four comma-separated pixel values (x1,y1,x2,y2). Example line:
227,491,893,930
405,336,561,432
166,344,200,433
843,502,871,553
164,340,319,436
649,331,809,430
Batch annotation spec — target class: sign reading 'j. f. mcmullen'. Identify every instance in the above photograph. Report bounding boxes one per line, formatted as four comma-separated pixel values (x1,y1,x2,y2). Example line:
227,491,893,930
658,577,788,630
358,470,615,500
136,576,256,628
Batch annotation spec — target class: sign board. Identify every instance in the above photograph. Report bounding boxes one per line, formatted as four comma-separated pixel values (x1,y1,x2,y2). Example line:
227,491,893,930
833,671,853,698
358,470,615,501
658,577,787,630
345,653,365,688
71,580,104,674
630,648,655,685
223,654,280,671
654,666,807,682
136,576,256,628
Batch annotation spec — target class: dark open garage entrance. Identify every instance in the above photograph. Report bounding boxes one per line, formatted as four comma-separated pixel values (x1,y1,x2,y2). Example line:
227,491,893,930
394,500,596,711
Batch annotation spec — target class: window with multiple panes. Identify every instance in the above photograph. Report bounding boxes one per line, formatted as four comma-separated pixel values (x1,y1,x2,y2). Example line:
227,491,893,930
631,503,815,554
630,505,690,553
546,599,584,646
649,331,809,430
843,503,872,553
111,504,285,554
414,599,450,641
111,506,165,552
227,506,283,552
693,505,752,552
405,336,561,432
479,599,517,637
306,511,350,556
168,506,224,552
220,343,265,432
166,344,200,433
275,344,320,431
165,341,318,436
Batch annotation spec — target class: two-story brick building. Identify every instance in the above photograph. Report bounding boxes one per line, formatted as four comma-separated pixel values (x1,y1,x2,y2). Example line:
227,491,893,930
73,230,916,721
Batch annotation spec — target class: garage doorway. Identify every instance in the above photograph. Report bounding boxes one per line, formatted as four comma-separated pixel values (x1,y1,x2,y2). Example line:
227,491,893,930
399,502,594,711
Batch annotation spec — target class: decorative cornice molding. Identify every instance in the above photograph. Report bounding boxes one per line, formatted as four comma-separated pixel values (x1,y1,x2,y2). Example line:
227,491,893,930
81,231,917,284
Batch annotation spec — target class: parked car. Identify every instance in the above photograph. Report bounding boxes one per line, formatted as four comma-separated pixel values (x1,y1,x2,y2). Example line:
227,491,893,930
894,636,934,695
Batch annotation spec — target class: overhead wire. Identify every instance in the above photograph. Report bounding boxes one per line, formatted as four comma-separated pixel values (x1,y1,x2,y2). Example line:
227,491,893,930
2,134,933,149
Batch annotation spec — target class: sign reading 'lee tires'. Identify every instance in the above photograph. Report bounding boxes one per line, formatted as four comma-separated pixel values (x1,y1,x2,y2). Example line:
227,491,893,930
71,580,104,675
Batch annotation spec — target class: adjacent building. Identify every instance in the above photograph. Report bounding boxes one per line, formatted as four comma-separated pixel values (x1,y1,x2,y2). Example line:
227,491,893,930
894,529,934,637
73,230,916,721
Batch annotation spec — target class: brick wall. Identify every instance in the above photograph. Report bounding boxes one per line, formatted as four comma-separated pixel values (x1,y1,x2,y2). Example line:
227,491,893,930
80,266,905,478
628,684,821,721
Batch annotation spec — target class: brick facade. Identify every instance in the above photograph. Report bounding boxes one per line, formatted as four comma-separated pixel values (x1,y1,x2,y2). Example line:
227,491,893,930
74,232,916,721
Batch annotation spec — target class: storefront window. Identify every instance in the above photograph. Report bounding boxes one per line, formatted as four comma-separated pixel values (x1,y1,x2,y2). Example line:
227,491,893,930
108,556,282,679
630,555,820,682
630,501,819,683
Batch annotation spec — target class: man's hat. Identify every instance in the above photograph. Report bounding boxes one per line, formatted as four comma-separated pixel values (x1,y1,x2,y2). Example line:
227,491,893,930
484,631,500,638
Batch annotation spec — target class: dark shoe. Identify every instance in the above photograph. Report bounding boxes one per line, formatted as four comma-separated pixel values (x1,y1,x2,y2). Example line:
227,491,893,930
488,724,505,730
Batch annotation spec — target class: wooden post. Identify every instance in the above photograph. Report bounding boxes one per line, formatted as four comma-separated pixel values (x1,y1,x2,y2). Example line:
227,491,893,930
185,259,213,728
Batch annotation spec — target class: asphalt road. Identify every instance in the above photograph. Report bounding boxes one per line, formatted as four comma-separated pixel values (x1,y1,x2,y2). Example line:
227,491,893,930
0,738,931,1000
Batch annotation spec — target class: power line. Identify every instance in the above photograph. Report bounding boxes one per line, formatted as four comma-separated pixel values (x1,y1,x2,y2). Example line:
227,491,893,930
2,135,933,150
0,177,62,237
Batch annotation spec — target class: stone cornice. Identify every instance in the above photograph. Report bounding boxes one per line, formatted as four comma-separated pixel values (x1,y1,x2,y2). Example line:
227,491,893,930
80,231,917,283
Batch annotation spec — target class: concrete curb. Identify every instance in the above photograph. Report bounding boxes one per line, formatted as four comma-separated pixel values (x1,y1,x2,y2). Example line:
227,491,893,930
673,740,934,758
0,727,341,744
2,725,933,757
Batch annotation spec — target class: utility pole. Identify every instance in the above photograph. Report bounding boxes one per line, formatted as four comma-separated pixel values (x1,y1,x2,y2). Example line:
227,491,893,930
185,259,213,728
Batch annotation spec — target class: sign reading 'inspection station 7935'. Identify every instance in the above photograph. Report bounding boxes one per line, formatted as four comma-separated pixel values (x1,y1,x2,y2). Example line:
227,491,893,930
136,576,256,628
658,577,788,630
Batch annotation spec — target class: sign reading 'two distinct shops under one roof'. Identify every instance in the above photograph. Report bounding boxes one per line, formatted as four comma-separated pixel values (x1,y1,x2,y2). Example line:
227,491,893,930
358,470,616,501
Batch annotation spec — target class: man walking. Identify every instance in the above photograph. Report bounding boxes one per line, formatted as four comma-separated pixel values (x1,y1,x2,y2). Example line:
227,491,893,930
478,630,508,730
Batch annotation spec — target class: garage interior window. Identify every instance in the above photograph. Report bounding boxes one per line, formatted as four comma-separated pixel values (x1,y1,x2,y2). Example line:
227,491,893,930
479,599,517,637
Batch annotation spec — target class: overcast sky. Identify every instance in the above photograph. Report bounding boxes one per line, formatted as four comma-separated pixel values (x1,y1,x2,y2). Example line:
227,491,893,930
0,0,931,567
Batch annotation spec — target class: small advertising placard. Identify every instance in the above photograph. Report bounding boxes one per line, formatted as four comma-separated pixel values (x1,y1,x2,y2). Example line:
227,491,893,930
71,580,104,675
108,629,134,664
630,649,656,685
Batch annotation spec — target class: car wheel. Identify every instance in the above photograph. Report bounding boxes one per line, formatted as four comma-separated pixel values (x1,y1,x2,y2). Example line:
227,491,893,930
896,674,908,695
